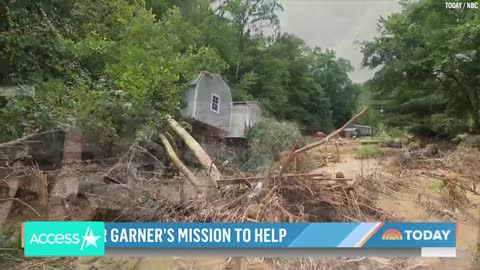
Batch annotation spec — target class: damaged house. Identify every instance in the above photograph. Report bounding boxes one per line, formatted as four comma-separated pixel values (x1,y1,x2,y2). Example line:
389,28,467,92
181,72,263,157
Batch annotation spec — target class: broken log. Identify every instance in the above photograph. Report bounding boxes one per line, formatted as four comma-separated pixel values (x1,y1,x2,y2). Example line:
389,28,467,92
281,107,369,174
0,130,58,148
217,173,331,182
159,133,200,194
217,177,353,186
165,115,220,187
216,173,352,187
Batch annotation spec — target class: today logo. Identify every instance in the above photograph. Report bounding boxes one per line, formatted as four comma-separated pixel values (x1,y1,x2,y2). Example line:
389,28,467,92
23,222,104,257
382,228,451,241
404,230,451,241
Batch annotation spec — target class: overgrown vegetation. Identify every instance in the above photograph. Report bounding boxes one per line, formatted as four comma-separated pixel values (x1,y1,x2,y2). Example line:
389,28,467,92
362,0,480,137
0,0,361,149
245,118,303,172
356,145,384,159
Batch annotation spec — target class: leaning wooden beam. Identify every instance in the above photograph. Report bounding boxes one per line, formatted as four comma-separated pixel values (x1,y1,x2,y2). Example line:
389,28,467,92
0,130,58,148
217,173,345,185
165,115,220,188
294,107,369,155
218,178,353,187
159,133,201,194
217,173,331,182
281,107,369,174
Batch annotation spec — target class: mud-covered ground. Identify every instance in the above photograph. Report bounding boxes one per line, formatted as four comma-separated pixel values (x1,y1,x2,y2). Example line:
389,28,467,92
2,138,479,270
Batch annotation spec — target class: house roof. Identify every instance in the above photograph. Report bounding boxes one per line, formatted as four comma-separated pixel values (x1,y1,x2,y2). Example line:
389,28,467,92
189,73,205,86
189,71,223,86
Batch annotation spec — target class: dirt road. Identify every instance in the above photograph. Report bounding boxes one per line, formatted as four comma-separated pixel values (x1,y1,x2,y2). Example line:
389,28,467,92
321,141,480,270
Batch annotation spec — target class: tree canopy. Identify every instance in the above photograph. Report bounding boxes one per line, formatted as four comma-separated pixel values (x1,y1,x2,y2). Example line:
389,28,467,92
1,0,361,146
362,0,480,137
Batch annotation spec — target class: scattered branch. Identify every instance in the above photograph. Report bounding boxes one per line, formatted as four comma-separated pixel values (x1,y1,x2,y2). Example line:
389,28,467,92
0,130,59,148
166,115,220,188
159,133,200,194
281,107,369,174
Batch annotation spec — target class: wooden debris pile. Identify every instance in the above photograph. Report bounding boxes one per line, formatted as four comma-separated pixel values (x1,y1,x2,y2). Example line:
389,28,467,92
0,107,390,224
113,107,389,223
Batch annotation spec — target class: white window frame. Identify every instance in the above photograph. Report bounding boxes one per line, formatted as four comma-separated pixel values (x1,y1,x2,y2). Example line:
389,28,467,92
210,93,220,113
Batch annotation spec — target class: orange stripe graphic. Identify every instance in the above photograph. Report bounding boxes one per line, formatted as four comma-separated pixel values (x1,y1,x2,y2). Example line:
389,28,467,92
21,223,24,248
357,222,384,247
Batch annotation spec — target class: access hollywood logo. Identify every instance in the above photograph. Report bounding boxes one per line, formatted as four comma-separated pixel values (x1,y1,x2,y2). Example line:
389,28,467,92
23,222,104,256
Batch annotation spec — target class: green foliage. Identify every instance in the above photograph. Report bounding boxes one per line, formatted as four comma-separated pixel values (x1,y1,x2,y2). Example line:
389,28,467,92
356,145,384,159
0,1,225,145
246,118,303,172
233,35,358,133
430,113,469,137
0,0,361,148
362,0,480,136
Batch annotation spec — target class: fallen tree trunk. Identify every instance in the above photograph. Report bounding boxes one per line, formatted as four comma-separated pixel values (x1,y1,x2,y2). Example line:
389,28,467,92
0,130,58,148
281,107,369,174
165,115,220,188
216,173,352,187
159,133,200,194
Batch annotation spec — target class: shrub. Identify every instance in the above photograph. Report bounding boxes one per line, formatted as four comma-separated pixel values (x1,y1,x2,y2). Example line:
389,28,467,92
356,145,384,159
244,119,304,173
430,113,469,137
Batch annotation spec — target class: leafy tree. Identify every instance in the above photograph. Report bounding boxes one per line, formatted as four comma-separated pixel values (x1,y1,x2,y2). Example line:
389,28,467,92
218,0,283,78
0,0,361,147
234,34,358,133
311,48,361,127
0,0,225,144
362,0,480,136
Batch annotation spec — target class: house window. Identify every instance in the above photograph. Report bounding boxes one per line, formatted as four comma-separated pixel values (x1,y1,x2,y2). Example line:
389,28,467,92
211,94,220,113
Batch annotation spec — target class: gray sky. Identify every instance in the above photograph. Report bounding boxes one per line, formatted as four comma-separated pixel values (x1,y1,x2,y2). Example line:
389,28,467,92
278,0,401,83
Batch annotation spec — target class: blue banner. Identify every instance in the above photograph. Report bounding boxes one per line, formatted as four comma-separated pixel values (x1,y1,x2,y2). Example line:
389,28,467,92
104,222,457,248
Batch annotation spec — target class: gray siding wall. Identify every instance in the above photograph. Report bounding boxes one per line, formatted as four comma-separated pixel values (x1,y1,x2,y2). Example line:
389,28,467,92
181,85,196,118
246,102,262,127
193,74,232,132
229,102,263,138
229,105,247,138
